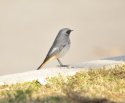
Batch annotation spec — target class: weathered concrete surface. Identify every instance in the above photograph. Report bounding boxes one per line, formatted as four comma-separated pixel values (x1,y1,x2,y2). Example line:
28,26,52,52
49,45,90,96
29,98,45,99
0,56,125,85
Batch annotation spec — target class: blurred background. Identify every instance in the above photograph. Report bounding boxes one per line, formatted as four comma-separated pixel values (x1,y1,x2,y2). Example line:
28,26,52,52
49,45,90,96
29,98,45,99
0,0,125,75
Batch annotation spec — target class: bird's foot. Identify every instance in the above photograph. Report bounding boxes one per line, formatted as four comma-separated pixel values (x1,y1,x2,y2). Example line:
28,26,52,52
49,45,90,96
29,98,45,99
57,65,69,67
61,65,69,67
57,65,76,69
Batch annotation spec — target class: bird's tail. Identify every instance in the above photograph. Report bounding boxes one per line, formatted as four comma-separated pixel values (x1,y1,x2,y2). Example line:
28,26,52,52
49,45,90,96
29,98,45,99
37,61,46,70
37,56,56,70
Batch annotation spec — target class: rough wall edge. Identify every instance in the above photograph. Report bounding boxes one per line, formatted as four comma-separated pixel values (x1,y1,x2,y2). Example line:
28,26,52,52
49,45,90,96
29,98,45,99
0,56,125,85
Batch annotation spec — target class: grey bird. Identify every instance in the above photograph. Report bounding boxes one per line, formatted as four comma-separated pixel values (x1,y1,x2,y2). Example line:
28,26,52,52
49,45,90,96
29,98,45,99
37,28,73,70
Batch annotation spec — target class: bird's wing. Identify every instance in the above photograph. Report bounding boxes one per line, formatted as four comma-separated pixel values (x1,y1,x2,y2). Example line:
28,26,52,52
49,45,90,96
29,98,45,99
44,34,68,62
47,47,59,57
47,43,66,58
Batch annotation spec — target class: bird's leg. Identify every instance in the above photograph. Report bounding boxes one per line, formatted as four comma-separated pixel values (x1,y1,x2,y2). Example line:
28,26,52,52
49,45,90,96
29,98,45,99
57,58,63,66
57,58,69,67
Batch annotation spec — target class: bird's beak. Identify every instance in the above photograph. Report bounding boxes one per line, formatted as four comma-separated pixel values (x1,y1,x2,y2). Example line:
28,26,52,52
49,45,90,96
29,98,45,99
71,30,74,32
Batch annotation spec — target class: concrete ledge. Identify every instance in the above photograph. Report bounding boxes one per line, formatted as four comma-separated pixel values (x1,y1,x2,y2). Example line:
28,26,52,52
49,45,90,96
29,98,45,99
0,55,125,85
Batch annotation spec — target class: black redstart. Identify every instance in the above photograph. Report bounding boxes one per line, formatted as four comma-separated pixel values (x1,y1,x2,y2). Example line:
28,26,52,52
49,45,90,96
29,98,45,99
37,28,73,70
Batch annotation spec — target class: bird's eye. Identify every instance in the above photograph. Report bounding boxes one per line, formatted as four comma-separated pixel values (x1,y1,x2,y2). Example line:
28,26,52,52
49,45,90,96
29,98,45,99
66,30,71,34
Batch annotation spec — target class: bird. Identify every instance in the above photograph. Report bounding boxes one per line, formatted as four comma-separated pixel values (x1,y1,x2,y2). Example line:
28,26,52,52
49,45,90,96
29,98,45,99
37,28,73,70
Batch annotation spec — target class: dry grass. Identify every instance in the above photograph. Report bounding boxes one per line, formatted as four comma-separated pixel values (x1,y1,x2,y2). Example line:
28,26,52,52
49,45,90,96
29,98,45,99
0,65,125,103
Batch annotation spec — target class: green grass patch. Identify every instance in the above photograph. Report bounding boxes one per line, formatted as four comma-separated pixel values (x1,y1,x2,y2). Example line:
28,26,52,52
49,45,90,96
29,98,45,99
1,65,125,103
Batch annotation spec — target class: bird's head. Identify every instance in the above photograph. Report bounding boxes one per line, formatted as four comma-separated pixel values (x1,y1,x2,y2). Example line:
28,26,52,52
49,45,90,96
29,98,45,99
59,28,73,36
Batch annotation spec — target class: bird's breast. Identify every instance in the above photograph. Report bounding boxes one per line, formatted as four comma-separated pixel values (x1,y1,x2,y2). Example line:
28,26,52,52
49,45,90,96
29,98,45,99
57,43,70,58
